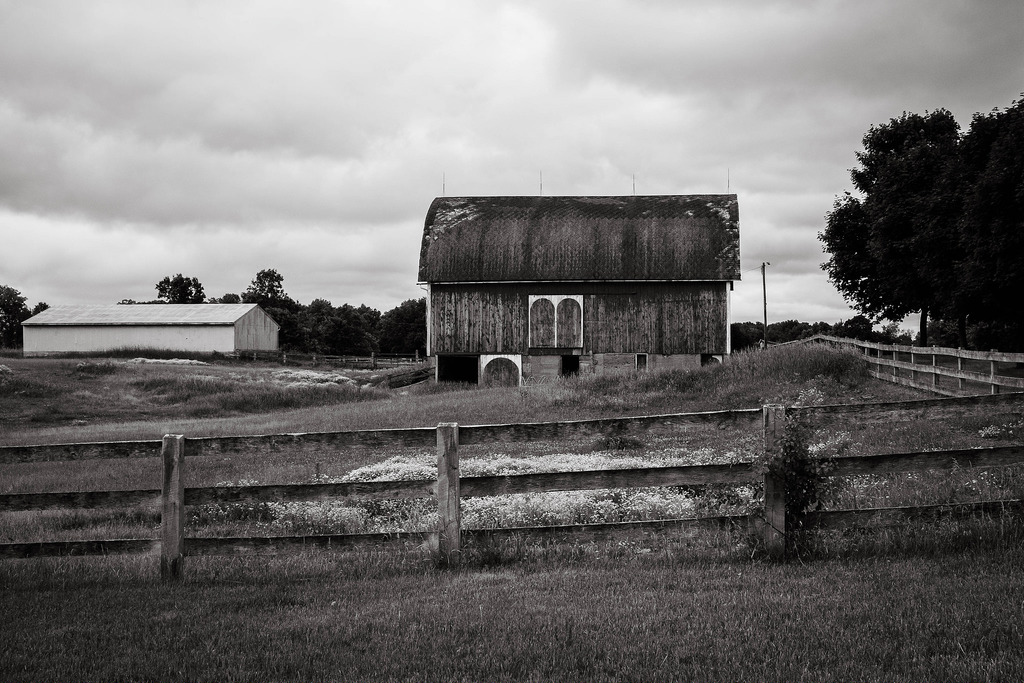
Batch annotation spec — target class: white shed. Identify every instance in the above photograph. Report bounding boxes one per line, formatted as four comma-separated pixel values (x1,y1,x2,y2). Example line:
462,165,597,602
21,304,280,356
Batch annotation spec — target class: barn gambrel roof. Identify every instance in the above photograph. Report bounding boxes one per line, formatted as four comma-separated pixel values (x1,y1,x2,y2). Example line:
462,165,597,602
418,195,740,283
22,304,278,327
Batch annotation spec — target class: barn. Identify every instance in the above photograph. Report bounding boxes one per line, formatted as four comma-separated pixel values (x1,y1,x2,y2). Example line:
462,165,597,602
21,304,280,356
418,194,741,385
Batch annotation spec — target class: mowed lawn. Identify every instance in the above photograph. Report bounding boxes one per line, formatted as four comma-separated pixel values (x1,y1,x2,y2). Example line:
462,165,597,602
3,548,1023,682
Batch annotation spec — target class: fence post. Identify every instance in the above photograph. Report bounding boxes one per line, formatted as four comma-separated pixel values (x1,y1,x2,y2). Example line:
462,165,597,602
991,359,999,394
160,434,185,582
435,423,460,566
762,405,786,560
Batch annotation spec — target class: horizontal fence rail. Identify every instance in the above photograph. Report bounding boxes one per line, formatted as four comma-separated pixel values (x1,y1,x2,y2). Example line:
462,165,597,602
459,464,757,498
824,445,1024,477
0,489,160,512
0,408,761,464
804,499,1024,531
2,393,1024,578
791,391,1024,423
0,539,160,560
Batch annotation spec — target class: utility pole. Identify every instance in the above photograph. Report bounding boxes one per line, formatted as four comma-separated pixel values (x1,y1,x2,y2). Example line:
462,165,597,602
761,262,770,347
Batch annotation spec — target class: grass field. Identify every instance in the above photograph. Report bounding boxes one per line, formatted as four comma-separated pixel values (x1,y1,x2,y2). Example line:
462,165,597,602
2,345,1024,681
3,545,1023,682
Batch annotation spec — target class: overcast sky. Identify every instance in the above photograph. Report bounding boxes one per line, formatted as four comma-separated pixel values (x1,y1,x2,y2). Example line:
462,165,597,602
2,0,1022,326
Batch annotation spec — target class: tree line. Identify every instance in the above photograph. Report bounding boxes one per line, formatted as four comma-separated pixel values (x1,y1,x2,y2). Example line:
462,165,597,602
730,316,914,351
820,95,1024,351
0,270,426,355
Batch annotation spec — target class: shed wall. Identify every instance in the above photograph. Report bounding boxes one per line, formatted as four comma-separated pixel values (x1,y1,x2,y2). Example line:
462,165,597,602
234,308,280,351
24,325,238,355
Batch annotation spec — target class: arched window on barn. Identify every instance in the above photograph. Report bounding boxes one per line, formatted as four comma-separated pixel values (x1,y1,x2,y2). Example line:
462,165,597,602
529,295,584,349
556,298,582,348
529,298,555,347
482,357,520,387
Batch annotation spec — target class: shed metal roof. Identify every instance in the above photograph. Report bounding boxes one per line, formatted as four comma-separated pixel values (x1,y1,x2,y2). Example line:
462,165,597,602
22,304,273,327
418,195,740,283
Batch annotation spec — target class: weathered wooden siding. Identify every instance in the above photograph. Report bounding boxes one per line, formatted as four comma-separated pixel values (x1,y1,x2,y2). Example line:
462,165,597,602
586,284,728,354
431,282,729,355
431,287,528,354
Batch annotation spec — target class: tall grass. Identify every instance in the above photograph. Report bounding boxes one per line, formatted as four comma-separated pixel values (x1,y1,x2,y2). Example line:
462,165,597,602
129,373,387,417
539,345,871,417
0,358,405,440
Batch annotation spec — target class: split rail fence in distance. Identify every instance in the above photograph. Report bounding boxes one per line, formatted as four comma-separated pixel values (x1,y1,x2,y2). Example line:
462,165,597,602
236,351,421,370
807,334,1024,396
2,393,1023,580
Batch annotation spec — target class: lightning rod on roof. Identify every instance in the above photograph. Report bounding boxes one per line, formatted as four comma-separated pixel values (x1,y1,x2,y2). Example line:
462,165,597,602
442,172,445,197
632,174,636,195
540,171,543,196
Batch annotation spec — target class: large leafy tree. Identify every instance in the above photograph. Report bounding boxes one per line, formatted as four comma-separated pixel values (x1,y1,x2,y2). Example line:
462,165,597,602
0,285,30,348
952,97,1024,348
242,269,290,307
0,287,45,348
242,269,304,349
155,274,206,304
820,110,961,345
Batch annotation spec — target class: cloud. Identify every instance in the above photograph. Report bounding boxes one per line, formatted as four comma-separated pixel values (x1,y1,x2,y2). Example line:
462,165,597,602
546,0,1023,106
0,0,1021,328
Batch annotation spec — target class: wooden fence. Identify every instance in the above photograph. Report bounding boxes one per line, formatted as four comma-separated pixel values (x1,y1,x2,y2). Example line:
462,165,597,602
806,334,1024,396
239,351,422,369
2,393,1024,580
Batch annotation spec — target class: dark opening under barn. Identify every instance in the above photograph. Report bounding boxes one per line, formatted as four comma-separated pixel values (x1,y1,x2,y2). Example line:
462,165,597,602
437,355,479,383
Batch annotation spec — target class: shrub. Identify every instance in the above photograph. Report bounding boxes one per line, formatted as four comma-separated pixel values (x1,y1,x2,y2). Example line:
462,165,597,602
72,361,122,376
755,412,835,519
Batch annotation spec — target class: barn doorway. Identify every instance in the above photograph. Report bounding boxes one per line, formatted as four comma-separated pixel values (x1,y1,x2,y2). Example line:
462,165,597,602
560,354,580,377
437,355,479,384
